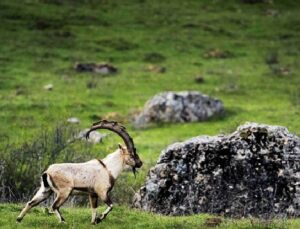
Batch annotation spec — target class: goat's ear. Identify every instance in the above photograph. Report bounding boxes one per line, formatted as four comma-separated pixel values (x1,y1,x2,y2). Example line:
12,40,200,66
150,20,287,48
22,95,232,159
118,143,124,153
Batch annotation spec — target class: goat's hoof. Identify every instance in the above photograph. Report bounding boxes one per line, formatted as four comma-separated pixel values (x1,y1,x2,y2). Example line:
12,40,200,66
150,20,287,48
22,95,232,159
16,217,22,223
95,217,102,224
60,220,66,224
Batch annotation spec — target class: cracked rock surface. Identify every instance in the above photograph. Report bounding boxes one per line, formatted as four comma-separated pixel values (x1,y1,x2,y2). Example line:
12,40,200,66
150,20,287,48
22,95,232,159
134,91,224,128
133,123,300,218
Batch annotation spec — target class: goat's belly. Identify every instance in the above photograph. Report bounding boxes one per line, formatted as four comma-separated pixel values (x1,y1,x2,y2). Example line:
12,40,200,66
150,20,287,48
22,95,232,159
72,187,95,195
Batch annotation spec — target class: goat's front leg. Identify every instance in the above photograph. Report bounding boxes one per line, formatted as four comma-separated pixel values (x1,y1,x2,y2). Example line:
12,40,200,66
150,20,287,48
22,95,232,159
95,194,113,224
89,193,98,224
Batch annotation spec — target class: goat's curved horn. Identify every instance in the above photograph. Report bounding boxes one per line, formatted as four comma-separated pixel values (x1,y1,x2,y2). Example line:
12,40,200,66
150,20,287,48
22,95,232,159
85,120,136,155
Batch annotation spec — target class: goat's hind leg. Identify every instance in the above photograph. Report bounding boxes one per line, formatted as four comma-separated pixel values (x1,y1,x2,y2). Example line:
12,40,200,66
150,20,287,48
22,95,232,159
16,185,52,222
51,189,71,223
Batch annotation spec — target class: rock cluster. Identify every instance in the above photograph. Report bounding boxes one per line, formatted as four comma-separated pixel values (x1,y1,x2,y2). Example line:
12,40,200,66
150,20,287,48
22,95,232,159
133,123,300,218
134,91,224,128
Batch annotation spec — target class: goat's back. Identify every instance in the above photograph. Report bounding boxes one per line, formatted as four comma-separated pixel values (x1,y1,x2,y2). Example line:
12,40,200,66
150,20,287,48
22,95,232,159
45,160,111,191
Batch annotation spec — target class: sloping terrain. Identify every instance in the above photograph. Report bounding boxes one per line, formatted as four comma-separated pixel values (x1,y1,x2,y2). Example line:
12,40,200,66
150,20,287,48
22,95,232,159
0,0,299,227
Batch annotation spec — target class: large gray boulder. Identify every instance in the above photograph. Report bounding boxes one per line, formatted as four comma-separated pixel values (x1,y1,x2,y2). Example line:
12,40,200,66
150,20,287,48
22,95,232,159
134,91,224,128
133,123,300,218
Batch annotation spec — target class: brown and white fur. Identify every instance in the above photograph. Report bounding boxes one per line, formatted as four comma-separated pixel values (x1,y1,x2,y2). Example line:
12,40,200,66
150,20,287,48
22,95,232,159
16,144,142,224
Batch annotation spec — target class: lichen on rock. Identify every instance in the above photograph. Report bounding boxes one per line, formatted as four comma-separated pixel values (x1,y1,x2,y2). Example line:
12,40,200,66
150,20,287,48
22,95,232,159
133,122,300,218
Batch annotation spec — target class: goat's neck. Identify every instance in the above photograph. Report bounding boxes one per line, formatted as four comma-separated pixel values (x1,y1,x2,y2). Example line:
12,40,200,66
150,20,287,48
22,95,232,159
102,149,124,179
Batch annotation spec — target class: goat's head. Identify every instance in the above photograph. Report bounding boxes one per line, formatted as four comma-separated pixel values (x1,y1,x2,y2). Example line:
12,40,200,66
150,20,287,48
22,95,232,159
85,120,143,174
117,144,142,168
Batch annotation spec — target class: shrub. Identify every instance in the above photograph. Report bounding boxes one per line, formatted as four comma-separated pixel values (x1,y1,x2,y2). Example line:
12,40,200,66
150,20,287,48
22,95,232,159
0,123,92,202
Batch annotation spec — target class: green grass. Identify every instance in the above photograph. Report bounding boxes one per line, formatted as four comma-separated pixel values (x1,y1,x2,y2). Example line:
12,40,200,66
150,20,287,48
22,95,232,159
0,0,300,227
1,204,300,229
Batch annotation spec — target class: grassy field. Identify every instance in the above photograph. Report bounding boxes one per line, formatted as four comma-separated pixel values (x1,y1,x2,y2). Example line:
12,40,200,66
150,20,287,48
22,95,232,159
0,0,300,228
2,204,300,229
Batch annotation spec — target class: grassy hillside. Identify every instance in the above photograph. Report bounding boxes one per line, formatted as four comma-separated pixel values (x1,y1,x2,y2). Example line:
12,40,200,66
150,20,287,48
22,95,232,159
0,0,299,227
1,0,299,145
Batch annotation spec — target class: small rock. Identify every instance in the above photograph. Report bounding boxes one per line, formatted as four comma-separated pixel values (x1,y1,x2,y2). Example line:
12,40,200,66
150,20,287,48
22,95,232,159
265,52,278,65
43,84,53,91
265,9,279,17
15,86,26,95
145,65,166,73
204,49,233,59
194,76,204,83
67,117,80,124
269,65,290,76
86,80,97,89
78,129,107,144
74,63,117,75
143,52,166,63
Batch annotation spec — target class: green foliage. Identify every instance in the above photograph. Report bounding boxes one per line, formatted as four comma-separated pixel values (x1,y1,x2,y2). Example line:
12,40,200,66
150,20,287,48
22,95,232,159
0,124,93,201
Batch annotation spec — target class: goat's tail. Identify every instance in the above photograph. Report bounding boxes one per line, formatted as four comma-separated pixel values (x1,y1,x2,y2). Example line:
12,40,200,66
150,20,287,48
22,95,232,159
42,173,50,188
41,172,57,192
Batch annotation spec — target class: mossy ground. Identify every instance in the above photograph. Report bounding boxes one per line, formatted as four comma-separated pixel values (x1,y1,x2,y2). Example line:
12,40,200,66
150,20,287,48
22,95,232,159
0,0,299,228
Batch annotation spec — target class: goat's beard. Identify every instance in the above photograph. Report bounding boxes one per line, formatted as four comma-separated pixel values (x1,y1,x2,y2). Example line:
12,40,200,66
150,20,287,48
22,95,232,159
124,165,137,178
132,167,137,178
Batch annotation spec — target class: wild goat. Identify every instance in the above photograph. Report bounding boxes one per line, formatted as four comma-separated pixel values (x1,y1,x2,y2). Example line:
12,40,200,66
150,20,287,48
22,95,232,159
16,120,142,224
